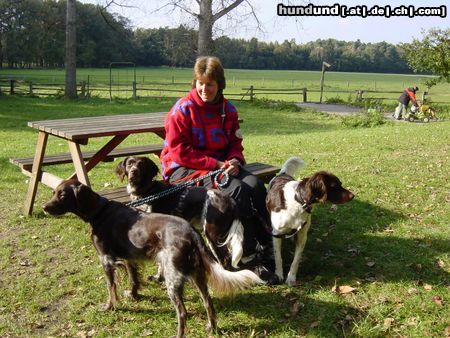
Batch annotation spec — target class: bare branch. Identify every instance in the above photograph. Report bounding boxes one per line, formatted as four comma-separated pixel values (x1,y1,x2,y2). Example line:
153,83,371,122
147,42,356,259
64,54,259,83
212,0,244,21
154,1,199,18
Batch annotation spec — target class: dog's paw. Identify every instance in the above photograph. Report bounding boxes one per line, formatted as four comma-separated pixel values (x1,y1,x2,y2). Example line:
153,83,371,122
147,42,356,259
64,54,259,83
285,275,298,286
100,302,116,311
148,274,164,284
123,289,141,300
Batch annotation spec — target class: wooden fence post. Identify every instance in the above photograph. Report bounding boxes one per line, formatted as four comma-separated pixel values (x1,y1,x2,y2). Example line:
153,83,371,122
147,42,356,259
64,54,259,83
80,81,86,97
250,85,254,101
132,81,137,99
29,81,33,95
87,75,90,97
356,90,364,102
302,88,307,102
10,79,15,95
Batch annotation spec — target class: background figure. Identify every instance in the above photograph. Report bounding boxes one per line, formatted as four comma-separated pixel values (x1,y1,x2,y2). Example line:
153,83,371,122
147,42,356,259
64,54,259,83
393,86,419,120
160,56,276,283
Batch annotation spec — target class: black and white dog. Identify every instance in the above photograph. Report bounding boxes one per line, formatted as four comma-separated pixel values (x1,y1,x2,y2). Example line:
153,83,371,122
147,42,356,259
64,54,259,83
115,156,255,271
266,157,354,285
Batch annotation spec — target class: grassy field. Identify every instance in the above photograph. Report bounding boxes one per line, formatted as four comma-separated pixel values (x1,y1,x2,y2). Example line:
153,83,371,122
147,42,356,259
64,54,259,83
1,67,449,104
0,94,449,337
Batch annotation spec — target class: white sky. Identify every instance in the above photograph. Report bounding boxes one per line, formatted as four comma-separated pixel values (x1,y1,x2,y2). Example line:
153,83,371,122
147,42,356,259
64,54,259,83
81,0,450,44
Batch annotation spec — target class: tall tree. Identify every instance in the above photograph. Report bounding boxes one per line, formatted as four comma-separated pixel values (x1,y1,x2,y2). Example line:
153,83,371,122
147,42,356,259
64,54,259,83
402,28,450,88
65,0,77,98
156,0,259,56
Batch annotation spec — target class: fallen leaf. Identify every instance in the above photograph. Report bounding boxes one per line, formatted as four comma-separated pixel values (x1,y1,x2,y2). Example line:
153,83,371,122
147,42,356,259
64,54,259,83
332,285,356,294
432,295,443,306
424,284,433,291
407,288,418,295
310,321,320,328
383,317,394,330
289,301,302,318
436,259,445,268
444,326,450,337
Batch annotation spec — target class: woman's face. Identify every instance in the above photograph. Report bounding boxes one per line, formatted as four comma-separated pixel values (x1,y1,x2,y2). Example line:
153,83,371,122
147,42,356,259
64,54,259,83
195,76,219,103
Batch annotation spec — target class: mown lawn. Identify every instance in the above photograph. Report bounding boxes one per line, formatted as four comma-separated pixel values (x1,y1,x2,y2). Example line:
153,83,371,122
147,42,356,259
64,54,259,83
0,95,448,337
1,67,449,103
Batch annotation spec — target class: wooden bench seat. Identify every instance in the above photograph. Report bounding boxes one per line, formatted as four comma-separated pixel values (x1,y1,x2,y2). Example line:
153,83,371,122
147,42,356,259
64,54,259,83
99,162,280,203
10,144,164,171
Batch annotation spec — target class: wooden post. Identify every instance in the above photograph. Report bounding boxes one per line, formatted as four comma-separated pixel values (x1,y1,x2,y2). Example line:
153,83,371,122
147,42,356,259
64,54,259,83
302,88,307,102
250,85,254,102
132,81,137,99
87,75,90,97
422,91,428,103
10,79,15,95
80,81,86,97
356,90,364,102
319,62,331,103
29,81,33,94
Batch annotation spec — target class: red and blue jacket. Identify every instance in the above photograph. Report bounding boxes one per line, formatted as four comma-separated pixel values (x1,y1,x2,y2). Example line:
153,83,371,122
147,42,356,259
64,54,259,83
160,88,245,180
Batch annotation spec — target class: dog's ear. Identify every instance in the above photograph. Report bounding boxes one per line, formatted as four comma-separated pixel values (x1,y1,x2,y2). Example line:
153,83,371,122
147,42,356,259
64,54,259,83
115,157,129,181
73,183,98,217
143,157,159,180
303,173,328,204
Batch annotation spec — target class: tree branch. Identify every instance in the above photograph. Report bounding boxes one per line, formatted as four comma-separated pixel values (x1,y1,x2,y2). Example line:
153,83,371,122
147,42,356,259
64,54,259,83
212,0,244,21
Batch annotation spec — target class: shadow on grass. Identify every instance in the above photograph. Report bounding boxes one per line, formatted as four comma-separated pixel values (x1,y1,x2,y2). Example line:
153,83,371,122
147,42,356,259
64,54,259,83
218,290,364,336
214,198,448,336
277,198,449,286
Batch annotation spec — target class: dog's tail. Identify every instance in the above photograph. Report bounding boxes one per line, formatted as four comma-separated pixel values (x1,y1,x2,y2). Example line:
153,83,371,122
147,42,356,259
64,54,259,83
279,156,306,177
204,259,265,296
218,219,244,269
197,236,264,295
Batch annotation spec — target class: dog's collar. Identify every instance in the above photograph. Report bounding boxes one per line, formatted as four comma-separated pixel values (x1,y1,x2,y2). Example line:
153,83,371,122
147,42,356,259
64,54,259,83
272,220,307,239
87,196,109,223
298,182,312,214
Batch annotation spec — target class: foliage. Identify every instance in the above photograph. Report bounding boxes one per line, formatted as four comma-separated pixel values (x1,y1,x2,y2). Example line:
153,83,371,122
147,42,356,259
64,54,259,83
0,1,411,73
402,28,450,88
341,109,386,128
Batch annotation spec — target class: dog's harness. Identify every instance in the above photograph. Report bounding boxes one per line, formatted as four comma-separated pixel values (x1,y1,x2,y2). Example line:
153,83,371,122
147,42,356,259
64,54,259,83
126,169,229,208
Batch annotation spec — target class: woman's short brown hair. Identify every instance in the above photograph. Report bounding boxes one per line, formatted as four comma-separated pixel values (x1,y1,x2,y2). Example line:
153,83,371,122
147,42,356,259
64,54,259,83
192,56,226,91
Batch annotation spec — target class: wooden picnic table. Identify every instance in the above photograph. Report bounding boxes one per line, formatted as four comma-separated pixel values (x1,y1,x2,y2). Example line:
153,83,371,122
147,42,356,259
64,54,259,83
12,112,279,216
20,112,167,215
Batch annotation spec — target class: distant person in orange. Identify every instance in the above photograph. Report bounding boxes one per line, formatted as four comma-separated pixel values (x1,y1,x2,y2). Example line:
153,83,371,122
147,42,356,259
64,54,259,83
393,86,419,120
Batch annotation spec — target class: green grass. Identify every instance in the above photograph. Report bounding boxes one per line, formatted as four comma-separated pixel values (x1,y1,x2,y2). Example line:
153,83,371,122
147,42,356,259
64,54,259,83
0,95,449,337
1,67,449,103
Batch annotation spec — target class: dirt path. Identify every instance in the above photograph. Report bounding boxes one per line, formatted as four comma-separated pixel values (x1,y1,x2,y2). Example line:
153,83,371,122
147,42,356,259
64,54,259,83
296,103,362,115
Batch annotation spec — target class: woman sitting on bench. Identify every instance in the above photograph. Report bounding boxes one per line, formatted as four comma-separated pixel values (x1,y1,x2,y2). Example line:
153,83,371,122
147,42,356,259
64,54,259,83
160,56,276,283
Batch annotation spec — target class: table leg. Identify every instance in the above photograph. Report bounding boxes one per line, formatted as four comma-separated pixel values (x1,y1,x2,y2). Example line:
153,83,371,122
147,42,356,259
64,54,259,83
24,131,48,215
68,141,91,186
67,134,128,181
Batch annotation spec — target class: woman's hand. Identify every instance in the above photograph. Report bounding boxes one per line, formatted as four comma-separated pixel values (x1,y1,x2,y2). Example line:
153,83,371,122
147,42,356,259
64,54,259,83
217,159,241,177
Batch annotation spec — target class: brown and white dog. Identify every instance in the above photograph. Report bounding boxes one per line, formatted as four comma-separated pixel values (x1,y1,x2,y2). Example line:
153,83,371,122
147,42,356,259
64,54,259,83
43,179,263,338
115,156,253,271
266,157,354,285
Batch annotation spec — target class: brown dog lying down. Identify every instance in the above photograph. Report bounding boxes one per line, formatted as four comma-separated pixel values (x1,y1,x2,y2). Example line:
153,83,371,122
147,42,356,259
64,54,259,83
43,179,263,338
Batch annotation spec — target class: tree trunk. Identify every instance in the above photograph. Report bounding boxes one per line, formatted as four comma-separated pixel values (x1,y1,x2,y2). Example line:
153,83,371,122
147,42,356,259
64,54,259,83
197,0,214,56
65,0,77,99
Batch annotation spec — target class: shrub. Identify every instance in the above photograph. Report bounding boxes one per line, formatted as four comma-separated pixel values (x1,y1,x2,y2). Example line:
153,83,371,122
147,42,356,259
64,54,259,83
341,109,386,128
